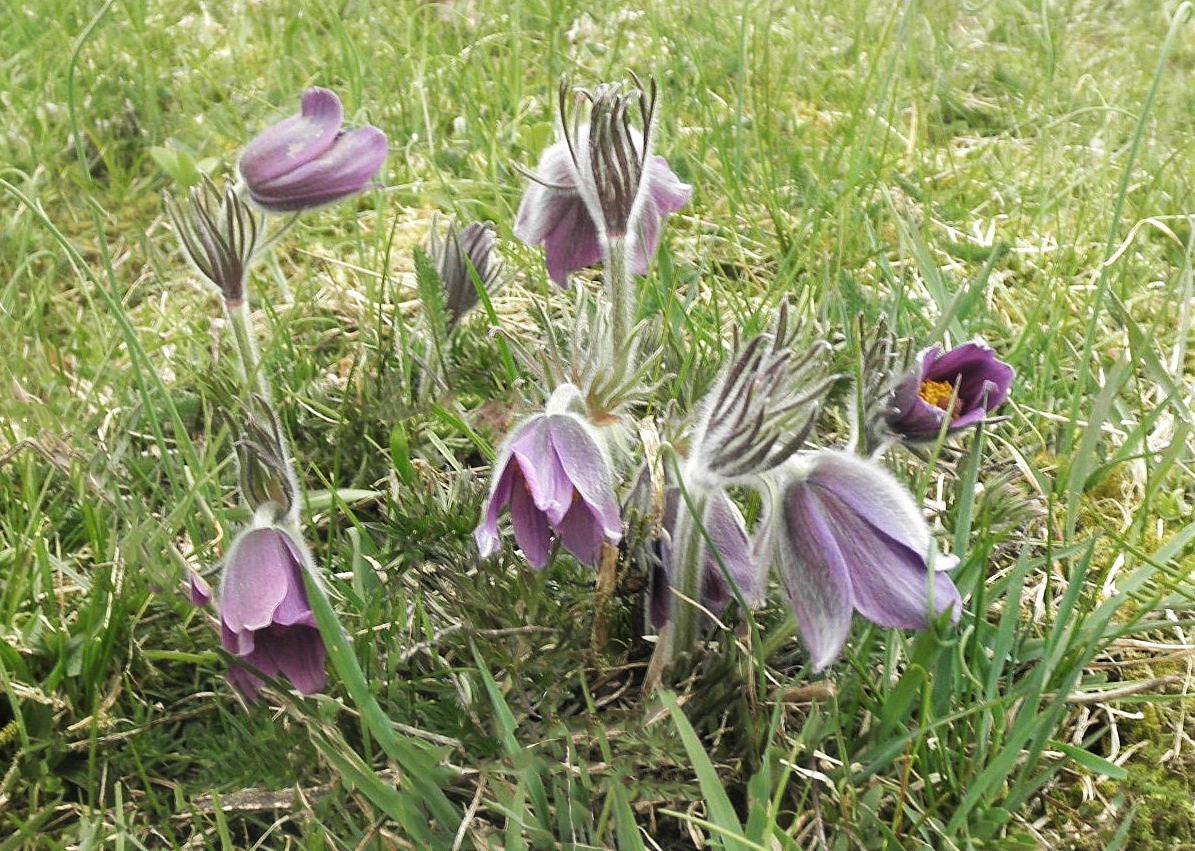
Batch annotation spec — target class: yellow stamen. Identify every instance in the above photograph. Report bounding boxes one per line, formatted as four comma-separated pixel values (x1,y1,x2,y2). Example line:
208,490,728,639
918,378,962,419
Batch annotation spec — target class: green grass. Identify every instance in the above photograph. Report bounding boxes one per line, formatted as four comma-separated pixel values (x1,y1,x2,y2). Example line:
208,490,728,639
4,0,1195,847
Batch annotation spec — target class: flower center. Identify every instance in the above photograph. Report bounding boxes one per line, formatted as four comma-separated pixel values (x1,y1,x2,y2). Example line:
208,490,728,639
918,378,962,419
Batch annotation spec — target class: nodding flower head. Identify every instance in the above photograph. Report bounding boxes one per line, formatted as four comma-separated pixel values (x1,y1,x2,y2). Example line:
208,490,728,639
885,342,1014,442
165,175,261,305
767,451,961,672
238,88,388,213
474,383,622,569
218,525,327,702
514,77,691,287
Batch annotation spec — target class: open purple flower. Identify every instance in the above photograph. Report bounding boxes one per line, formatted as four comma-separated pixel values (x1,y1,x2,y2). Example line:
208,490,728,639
771,451,961,671
649,487,760,629
219,525,327,701
514,81,691,287
238,88,388,213
885,342,1014,442
474,384,621,568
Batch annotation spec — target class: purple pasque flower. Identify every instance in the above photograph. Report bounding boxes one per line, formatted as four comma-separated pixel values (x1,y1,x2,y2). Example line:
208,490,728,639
649,487,761,629
219,524,327,701
238,88,388,213
769,451,961,672
474,383,622,569
513,80,692,287
885,342,1014,442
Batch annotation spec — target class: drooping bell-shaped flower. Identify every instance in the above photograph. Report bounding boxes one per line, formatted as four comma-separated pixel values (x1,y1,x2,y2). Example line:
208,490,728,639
474,383,622,569
514,79,691,288
165,175,262,305
769,451,961,671
238,88,388,213
219,525,327,701
885,342,1014,442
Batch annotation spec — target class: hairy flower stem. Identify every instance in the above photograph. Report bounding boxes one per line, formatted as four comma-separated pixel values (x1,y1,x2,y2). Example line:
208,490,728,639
604,235,634,366
226,299,274,406
668,484,710,665
226,297,302,524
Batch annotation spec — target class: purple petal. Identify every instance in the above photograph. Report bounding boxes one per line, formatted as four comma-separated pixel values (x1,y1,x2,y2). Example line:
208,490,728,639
644,155,693,215
239,88,344,188
542,198,604,287
546,414,622,544
475,460,515,558
227,663,265,702
527,139,579,186
221,620,254,657
626,156,691,276
805,452,961,629
778,479,855,671
627,195,659,277
256,625,327,695
514,183,603,287
556,499,605,567
246,126,389,212
187,570,213,607
510,417,575,525
510,469,553,569
702,562,731,616
219,527,304,634
701,490,759,609
806,453,931,559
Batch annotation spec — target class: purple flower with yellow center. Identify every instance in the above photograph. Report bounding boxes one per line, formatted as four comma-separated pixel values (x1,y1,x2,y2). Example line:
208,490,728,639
219,525,327,701
769,451,961,671
885,342,1014,442
238,88,388,213
514,79,692,288
475,384,621,569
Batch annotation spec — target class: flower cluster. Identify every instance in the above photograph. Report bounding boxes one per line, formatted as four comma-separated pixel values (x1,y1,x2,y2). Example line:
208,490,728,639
474,78,1016,673
165,77,1017,704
